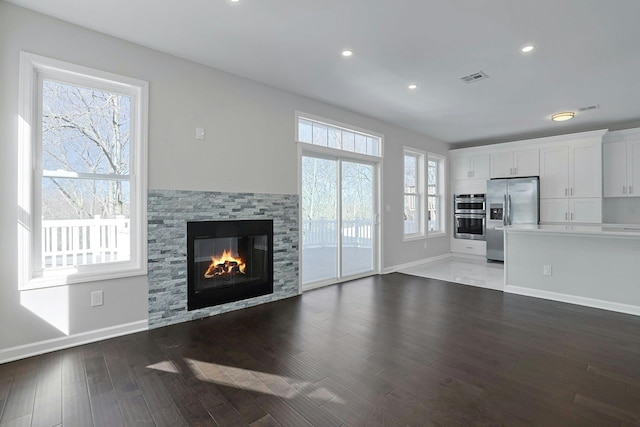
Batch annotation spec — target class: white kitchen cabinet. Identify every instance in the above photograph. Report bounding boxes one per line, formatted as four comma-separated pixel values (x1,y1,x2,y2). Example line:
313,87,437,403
603,140,640,197
490,149,539,178
540,199,568,222
451,154,490,180
450,238,486,256
540,198,602,223
571,143,601,198
539,147,569,198
540,139,602,199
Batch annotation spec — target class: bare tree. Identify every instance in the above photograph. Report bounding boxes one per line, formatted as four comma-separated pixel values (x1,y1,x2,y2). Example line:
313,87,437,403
41,80,130,220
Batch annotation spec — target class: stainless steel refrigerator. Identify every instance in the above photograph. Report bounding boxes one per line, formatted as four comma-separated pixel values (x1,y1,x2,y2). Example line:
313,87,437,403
486,177,539,262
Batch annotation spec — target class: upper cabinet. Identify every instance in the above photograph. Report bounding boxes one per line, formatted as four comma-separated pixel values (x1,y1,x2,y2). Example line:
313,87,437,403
490,148,539,178
450,130,607,223
603,140,640,197
451,154,490,180
539,138,602,199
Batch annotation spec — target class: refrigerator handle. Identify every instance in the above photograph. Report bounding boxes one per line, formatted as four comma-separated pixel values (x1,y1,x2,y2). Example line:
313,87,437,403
508,194,512,225
503,195,507,226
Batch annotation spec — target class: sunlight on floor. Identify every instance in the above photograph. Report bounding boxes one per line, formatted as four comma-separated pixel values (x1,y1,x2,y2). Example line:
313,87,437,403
146,358,343,404
146,360,180,374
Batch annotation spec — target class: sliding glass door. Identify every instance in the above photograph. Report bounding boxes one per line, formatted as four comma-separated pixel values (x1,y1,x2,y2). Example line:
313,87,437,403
301,156,338,284
341,161,374,277
301,155,377,288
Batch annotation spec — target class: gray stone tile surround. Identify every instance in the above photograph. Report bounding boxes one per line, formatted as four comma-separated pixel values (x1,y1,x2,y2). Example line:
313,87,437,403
147,189,299,329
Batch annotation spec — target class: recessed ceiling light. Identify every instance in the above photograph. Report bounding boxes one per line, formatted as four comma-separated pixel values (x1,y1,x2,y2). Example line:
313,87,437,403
341,50,353,57
408,84,418,90
521,45,535,53
229,0,239,2
551,112,576,122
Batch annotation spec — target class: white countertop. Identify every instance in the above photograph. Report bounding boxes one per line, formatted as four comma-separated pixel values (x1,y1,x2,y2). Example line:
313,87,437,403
502,223,640,237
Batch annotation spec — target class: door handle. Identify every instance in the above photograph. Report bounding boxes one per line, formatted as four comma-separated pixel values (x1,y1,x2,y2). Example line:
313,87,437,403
507,194,512,225
571,212,574,221
571,187,574,196
565,212,568,221
503,195,507,226
565,188,568,196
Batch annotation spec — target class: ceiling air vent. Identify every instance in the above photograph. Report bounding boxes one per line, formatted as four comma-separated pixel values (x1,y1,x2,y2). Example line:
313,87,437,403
577,104,600,112
460,71,489,84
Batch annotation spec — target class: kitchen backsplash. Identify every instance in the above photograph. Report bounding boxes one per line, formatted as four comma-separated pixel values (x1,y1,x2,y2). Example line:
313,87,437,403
603,198,640,224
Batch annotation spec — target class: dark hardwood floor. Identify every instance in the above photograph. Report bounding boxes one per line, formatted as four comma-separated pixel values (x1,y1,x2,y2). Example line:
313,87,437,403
2,273,640,426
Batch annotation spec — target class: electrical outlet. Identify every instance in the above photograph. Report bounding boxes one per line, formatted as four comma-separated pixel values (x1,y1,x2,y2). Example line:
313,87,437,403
91,290,104,307
543,265,552,276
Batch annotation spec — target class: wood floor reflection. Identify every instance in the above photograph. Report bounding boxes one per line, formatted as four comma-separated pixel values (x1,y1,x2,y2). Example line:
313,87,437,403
2,273,640,426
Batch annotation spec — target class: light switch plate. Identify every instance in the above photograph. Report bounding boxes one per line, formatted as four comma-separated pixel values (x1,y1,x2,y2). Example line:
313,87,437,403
195,127,205,140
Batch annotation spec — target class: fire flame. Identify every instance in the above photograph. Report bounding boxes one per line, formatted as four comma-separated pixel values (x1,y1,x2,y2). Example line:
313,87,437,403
204,249,246,278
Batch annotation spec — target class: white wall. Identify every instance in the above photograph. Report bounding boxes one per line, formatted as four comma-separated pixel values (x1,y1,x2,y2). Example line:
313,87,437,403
0,2,450,360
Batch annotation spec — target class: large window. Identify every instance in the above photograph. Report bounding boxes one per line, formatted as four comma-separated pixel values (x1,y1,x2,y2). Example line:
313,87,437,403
403,148,425,238
404,149,446,239
427,154,446,235
19,53,148,288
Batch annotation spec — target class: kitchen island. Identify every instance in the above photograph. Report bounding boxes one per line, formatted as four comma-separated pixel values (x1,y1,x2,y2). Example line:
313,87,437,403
503,224,640,316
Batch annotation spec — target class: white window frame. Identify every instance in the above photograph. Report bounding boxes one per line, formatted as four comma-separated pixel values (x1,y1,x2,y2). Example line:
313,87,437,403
296,112,383,290
295,111,383,159
427,153,447,237
403,147,425,240
18,52,148,289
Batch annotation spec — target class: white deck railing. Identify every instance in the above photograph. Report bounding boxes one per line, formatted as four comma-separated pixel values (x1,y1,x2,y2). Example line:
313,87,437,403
42,217,130,268
302,219,373,248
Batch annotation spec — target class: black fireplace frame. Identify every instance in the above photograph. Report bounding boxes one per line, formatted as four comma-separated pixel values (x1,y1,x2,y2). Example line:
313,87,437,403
187,219,273,311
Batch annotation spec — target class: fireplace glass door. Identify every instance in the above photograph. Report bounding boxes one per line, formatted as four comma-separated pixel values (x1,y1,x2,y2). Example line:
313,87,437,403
193,235,268,292
187,219,273,310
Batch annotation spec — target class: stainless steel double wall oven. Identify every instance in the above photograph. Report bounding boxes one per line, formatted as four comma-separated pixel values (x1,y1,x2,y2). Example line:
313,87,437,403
453,194,486,240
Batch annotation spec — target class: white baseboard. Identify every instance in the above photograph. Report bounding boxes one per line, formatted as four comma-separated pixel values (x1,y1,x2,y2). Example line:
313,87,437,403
504,285,640,317
383,253,452,274
0,320,148,364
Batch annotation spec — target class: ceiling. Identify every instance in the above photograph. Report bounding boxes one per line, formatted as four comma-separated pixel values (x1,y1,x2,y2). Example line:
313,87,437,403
8,0,640,145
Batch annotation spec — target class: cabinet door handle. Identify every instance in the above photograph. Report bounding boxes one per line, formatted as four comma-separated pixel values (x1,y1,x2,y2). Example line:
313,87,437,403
565,188,568,196
571,212,574,221
623,186,627,195
565,212,568,221
513,167,517,175
630,186,634,194
570,187,574,196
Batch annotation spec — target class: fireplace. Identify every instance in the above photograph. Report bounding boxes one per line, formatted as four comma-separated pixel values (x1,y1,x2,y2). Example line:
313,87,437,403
187,220,273,310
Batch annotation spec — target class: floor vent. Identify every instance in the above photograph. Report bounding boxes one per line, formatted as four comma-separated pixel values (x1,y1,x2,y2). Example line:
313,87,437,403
461,71,489,84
